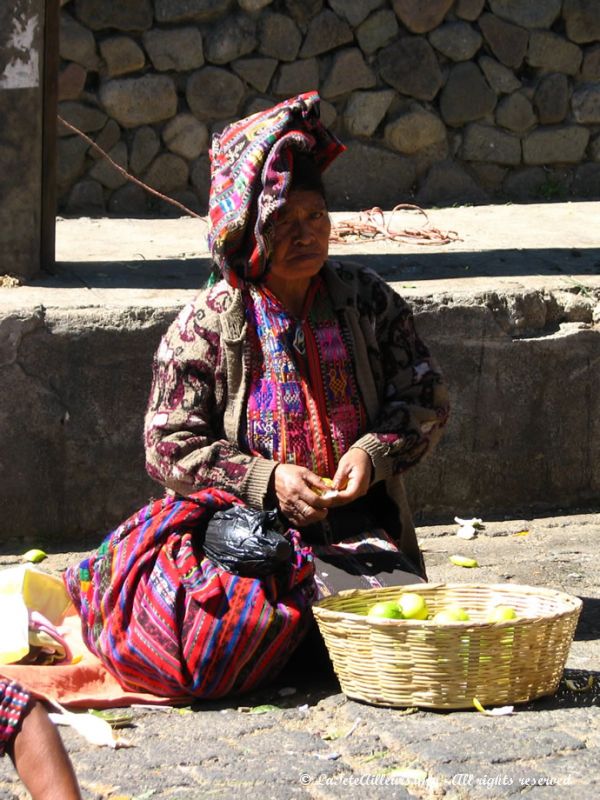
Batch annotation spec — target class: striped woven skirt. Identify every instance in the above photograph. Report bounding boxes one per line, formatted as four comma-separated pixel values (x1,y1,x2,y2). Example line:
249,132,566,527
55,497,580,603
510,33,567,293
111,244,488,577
64,489,316,700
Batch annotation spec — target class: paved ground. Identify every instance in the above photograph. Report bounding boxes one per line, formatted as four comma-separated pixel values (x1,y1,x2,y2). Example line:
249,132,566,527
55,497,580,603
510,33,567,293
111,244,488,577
1,202,598,797
2,201,600,307
1,510,598,800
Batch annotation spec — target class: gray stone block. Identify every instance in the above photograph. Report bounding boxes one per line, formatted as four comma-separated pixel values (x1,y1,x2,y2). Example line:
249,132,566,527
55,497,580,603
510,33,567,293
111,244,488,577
162,113,209,160
385,108,446,154
455,0,485,21
75,0,153,31
591,133,600,162
344,89,395,137
89,122,122,164
321,48,376,100
440,63,497,127
186,67,245,120
479,56,521,94
238,0,273,10
523,126,590,165
243,97,276,117
232,57,278,92
107,183,149,215
356,10,399,56
572,163,600,198
479,13,529,69
130,126,160,175
56,135,89,191
329,0,384,28
469,162,507,192
99,36,145,78
58,62,87,102
154,0,232,24
272,59,319,97
89,141,128,189
205,14,257,64
488,0,562,29
320,99,337,128
151,189,203,217
57,100,107,137
572,84,600,124
392,0,454,34
258,13,302,61
379,37,443,101
323,141,415,208
300,10,353,58
100,75,178,128
564,0,600,44
284,0,324,27
143,153,190,194
65,179,105,214
429,22,483,62
60,13,99,70
462,123,521,164
527,32,582,76
495,92,536,133
534,74,570,125
581,44,600,81
190,154,211,206
142,28,205,73
417,160,488,205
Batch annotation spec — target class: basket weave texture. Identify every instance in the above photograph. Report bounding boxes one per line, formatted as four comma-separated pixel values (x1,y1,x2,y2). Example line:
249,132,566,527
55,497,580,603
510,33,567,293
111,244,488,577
312,583,582,709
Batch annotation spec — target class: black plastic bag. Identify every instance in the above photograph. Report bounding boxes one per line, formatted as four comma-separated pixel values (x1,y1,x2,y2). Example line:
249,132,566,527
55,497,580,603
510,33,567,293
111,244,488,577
203,506,292,577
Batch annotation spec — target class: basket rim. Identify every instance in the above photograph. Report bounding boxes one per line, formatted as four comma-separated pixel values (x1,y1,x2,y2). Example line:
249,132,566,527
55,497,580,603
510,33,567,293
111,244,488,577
312,581,583,626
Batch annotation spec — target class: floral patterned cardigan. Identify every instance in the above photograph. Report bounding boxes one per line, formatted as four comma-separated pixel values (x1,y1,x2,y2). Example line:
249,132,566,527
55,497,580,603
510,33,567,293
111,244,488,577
144,260,450,575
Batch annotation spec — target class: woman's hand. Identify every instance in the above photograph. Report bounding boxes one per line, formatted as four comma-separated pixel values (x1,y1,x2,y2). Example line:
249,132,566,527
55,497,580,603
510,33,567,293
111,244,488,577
330,448,373,505
272,464,332,528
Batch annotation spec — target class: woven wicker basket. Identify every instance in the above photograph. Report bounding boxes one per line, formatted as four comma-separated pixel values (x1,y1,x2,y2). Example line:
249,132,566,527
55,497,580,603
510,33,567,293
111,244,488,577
312,583,582,709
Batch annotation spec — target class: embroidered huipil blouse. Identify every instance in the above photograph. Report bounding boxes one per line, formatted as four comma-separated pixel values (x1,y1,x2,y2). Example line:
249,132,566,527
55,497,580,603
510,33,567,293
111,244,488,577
244,276,366,476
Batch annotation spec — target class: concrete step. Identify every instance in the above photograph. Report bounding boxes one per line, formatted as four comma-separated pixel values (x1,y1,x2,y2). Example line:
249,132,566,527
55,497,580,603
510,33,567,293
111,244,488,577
1,203,599,541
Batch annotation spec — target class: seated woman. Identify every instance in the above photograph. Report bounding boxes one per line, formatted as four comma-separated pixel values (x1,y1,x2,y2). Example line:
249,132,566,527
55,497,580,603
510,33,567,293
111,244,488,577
64,92,449,701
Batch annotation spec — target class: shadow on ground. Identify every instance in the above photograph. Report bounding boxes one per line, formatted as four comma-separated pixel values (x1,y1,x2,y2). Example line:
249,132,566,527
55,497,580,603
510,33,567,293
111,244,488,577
27,246,600,292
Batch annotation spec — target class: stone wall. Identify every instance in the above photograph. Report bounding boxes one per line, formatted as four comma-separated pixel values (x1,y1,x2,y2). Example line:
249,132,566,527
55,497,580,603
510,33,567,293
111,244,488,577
57,0,600,215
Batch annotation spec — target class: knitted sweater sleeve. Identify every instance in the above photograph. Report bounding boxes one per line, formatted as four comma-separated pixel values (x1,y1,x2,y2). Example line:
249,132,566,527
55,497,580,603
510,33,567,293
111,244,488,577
350,270,450,484
143,294,275,508
0,679,31,756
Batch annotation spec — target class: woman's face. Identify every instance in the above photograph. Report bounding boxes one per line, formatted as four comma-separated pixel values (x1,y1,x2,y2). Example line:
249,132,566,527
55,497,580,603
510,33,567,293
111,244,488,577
268,190,331,283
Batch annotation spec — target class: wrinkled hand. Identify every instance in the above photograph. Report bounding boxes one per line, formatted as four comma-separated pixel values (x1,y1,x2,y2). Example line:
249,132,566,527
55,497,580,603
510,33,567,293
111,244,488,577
329,448,373,505
272,464,332,528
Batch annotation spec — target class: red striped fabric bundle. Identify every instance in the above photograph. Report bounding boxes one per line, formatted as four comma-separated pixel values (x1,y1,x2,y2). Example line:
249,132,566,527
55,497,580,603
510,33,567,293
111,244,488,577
64,489,316,699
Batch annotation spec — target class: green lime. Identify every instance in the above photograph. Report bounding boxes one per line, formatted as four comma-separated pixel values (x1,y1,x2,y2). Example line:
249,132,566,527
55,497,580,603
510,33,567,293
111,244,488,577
398,593,429,620
486,605,517,623
22,548,48,564
367,600,404,620
433,604,470,622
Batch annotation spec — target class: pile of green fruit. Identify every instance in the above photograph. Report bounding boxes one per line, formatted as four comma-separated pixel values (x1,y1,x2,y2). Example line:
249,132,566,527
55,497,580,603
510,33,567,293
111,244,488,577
366,593,518,623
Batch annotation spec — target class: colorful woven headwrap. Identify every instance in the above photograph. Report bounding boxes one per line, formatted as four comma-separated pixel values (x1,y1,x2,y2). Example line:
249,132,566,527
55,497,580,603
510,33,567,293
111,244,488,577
207,92,345,288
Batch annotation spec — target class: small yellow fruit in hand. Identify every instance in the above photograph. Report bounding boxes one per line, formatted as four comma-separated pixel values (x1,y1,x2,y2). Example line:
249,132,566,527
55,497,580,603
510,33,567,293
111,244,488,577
433,604,470,622
398,593,429,620
367,600,404,620
312,477,339,497
486,605,517,623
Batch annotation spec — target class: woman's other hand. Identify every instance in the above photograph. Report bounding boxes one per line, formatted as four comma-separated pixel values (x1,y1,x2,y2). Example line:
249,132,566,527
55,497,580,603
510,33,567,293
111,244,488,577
272,464,331,527
330,448,373,505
